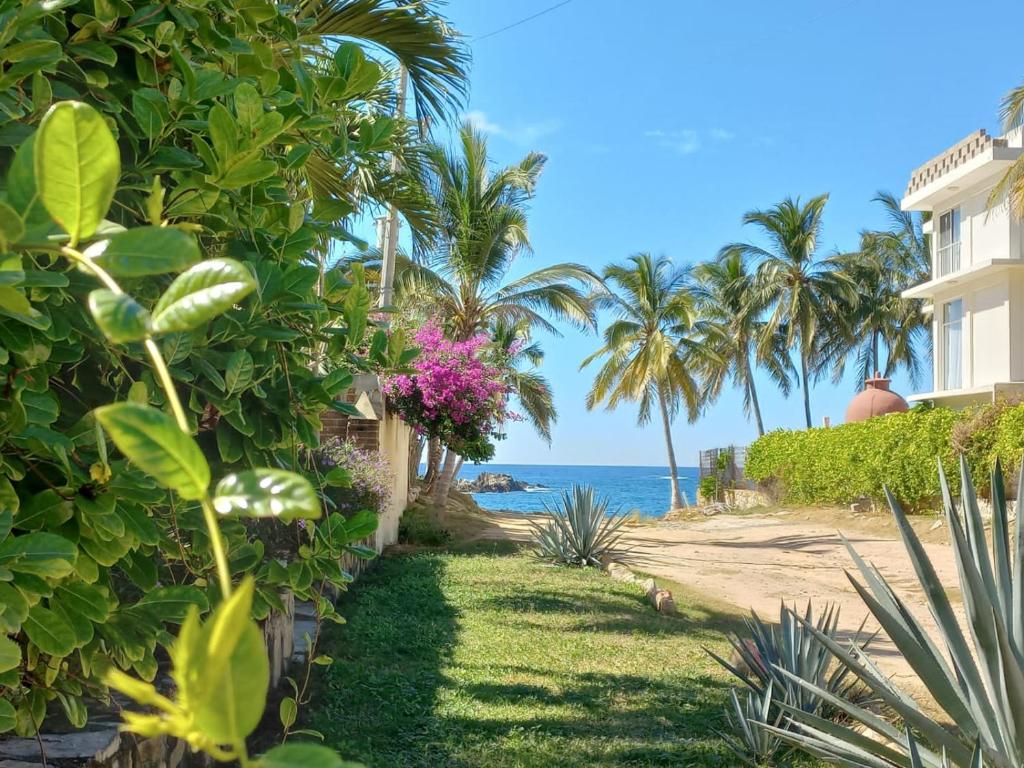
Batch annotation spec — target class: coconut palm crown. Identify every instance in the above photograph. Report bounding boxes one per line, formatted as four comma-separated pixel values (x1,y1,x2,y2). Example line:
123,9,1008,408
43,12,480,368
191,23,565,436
582,253,704,511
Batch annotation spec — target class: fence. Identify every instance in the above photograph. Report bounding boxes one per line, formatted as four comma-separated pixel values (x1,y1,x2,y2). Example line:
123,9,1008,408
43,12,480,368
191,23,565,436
698,445,755,491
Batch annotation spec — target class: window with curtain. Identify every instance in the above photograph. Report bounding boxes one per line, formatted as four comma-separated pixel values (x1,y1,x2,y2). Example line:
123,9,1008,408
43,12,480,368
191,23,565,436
942,298,963,390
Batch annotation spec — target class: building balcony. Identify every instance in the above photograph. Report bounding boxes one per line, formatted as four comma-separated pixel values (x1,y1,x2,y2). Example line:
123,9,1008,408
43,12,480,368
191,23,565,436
902,258,1024,300
935,241,961,277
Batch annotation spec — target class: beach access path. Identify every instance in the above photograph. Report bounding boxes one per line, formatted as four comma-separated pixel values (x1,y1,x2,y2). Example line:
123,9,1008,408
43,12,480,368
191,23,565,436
480,506,960,697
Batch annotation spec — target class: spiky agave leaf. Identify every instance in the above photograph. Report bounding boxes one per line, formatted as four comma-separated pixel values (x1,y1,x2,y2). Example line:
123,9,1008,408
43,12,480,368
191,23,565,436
760,458,1024,767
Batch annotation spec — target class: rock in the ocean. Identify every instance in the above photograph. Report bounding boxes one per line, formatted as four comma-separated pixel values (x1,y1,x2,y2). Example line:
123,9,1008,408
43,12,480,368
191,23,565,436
458,472,532,493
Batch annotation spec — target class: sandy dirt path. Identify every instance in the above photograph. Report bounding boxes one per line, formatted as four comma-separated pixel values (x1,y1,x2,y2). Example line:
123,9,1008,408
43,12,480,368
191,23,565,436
481,508,961,695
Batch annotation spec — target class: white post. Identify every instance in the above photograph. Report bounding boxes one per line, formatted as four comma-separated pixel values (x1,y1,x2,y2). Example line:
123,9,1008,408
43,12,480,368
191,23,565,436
378,65,408,308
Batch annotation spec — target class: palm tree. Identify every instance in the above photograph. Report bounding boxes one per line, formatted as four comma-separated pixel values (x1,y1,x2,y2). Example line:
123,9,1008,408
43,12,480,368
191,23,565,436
691,251,794,436
820,192,932,387
491,320,557,444
727,194,854,429
581,253,703,511
992,81,1024,216
396,123,601,506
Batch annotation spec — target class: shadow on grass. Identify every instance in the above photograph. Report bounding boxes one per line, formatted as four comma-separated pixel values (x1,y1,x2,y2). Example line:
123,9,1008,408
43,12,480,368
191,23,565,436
308,549,762,768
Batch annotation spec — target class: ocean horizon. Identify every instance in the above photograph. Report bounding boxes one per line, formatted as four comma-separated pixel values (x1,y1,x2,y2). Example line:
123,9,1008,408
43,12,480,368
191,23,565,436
437,463,701,517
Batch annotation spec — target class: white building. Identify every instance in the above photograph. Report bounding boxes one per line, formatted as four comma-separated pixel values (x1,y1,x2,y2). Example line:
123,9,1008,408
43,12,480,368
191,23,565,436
901,126,1024,407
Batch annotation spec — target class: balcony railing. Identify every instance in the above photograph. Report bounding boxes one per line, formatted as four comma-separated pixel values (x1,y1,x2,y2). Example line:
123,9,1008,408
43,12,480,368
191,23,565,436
936,241,961,277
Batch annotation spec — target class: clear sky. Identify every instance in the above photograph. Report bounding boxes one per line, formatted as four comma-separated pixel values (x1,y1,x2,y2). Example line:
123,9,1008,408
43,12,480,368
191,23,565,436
357,0,1024,468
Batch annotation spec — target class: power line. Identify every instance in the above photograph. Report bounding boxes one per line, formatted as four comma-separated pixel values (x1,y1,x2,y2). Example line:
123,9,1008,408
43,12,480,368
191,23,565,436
473,0,575,42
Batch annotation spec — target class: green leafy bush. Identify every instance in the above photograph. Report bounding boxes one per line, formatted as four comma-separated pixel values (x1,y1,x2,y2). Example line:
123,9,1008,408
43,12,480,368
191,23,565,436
746,407,961,508
0,0,458,760
698,475,721,502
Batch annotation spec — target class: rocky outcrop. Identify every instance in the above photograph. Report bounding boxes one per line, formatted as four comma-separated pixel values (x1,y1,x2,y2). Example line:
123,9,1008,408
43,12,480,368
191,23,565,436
456,472,541,493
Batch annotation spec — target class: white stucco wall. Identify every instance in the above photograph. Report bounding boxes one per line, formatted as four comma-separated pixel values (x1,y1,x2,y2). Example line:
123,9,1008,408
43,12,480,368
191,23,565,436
374,413,412,551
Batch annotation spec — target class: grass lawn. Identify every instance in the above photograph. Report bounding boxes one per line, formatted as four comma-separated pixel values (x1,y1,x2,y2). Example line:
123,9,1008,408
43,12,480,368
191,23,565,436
309,541,814,767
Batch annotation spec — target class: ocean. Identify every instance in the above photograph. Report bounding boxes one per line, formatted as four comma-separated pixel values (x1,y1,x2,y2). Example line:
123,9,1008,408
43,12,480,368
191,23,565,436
452,463,700,518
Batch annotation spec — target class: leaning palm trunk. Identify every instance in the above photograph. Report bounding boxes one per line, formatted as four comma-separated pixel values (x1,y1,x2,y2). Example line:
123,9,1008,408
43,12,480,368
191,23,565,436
766,458,1023,768
743,352,766,436
423,436,442,487
657,385,685,510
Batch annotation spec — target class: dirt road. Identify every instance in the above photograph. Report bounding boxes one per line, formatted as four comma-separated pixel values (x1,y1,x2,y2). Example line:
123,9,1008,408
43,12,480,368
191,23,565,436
483,507,960,694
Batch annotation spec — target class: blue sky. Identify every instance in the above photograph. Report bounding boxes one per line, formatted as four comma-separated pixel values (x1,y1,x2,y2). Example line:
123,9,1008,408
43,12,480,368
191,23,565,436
358,0,1024,467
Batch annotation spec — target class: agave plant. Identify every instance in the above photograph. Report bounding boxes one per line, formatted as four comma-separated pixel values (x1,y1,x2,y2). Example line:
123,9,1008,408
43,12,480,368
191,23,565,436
531,485,629,567
765,458,1022,768
707,602,875,765
720,682,786,766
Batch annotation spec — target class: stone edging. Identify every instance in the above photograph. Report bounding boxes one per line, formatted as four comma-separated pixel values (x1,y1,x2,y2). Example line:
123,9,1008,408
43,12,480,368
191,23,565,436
602,561,676,614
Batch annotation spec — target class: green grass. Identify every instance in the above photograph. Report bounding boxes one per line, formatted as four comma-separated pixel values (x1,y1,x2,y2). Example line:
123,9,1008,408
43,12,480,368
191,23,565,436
309,541,808,767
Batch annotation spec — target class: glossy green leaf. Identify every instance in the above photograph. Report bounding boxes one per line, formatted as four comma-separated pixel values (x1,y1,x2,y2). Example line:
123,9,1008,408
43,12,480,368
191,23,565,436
0,533,77,578
85,227,200,277
213,469,320,522
55,582,111,623
279,696,297,728
135,585,208,622
0,202,25,247
150,259,256,334
94,403,210,500
23,604,76,657
260,743,353,768
225,349,253,395
87,290,150,343
0,286,49,330
35,101,120,244
0,700,14,734
193,579,269,743
343,510,378,541
0,635,20,673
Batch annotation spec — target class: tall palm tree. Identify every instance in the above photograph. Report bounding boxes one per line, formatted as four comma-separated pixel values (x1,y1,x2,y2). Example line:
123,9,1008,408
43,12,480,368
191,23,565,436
691,251,794,436
581,254,703,511
396,123,601,506
820,192,932,387
727,195,855,429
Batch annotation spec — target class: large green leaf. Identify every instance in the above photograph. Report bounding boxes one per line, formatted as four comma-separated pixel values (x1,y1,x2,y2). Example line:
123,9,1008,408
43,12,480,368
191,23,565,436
94,403,210,500
55,582,111,623
0,700,14,734
23,603,76,657
0,635,20,673
35,101,120,245
225,349,253,395
87,290,150,343
0,285,49,330
212,469,320,522
150,259,255,334
134,585,209,622
193,579,269,743
85,227,200,277
260,743,355,768
0,533,77,578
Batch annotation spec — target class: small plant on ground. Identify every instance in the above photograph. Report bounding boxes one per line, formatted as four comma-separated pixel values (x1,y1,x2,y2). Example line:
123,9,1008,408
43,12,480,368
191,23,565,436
707,602,875,766
767,458,1020,767
531,485,629,567
700,475,722,503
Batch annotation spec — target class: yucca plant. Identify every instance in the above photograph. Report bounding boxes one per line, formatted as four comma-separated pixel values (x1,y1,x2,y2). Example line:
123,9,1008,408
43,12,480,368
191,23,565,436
531,485,629,567
765,458,1023,767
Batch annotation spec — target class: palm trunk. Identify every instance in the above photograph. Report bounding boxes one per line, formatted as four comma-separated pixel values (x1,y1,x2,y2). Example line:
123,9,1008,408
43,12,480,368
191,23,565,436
743,352,765,436
423,437,442,488
656,385,684,511
431,448,459,513
800,342,813,429
871,329,880,377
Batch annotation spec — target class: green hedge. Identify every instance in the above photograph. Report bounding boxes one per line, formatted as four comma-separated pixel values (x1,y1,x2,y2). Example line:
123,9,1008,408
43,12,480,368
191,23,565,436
746,407,962,508
746,402,1024,509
